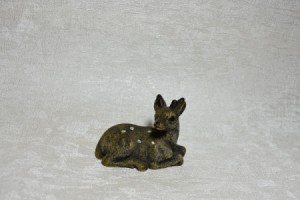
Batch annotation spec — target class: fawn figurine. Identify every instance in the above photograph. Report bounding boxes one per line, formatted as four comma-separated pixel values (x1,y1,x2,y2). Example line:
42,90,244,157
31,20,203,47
95,94,186,171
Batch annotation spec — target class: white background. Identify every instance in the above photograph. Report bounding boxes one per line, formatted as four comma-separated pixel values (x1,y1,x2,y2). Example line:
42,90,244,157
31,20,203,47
1,0,299,199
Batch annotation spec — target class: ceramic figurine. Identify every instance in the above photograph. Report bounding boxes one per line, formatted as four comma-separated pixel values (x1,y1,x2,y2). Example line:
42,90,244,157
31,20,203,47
95,94,186,171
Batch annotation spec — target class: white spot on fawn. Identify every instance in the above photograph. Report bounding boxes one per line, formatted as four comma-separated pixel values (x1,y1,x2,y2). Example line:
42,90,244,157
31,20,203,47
151,141,155,145
147,130,152,133
137,139,141,143
121,130,126,133
130,126,134,131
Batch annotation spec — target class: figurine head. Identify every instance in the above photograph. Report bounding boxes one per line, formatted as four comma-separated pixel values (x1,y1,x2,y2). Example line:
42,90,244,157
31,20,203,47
154,94,186,131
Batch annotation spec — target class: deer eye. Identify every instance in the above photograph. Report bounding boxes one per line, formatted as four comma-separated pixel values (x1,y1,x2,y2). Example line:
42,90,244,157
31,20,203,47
168,116,176,122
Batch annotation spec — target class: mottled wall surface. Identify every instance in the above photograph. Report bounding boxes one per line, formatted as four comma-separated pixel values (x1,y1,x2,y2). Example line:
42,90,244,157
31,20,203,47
0,0,299,199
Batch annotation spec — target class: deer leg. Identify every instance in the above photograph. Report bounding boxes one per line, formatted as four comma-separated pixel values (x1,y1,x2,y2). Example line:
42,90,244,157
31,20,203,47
175,145,186,156
150,154,184,170
102,155,148,171
115,156,148,171
129,159,148,171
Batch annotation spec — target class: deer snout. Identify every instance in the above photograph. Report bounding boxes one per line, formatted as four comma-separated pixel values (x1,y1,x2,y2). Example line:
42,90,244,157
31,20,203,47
154,121,160,127
154,121,165,130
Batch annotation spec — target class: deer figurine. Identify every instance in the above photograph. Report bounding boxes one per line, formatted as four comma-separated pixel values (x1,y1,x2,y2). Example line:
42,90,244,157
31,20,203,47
95,94,186,171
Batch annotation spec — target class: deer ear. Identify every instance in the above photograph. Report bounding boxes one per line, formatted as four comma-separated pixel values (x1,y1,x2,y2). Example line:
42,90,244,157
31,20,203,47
154,94,166,111
170,100,177,109
174,98,186,116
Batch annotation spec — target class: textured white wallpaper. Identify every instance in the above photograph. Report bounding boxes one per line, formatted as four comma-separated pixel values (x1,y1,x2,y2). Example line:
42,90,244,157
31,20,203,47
1,0,300,199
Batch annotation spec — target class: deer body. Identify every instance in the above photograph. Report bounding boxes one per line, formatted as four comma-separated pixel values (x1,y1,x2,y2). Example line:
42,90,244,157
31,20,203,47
95,95,186,171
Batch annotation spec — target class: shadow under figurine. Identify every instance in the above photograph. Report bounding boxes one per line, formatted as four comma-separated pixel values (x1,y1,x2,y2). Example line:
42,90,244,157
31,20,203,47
95,94,186,171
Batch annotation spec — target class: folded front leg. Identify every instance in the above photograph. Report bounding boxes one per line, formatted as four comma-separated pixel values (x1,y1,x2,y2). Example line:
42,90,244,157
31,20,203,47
172,144,186,156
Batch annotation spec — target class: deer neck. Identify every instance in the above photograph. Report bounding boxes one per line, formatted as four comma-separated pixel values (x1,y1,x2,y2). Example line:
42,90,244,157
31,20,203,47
166,123,180,144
